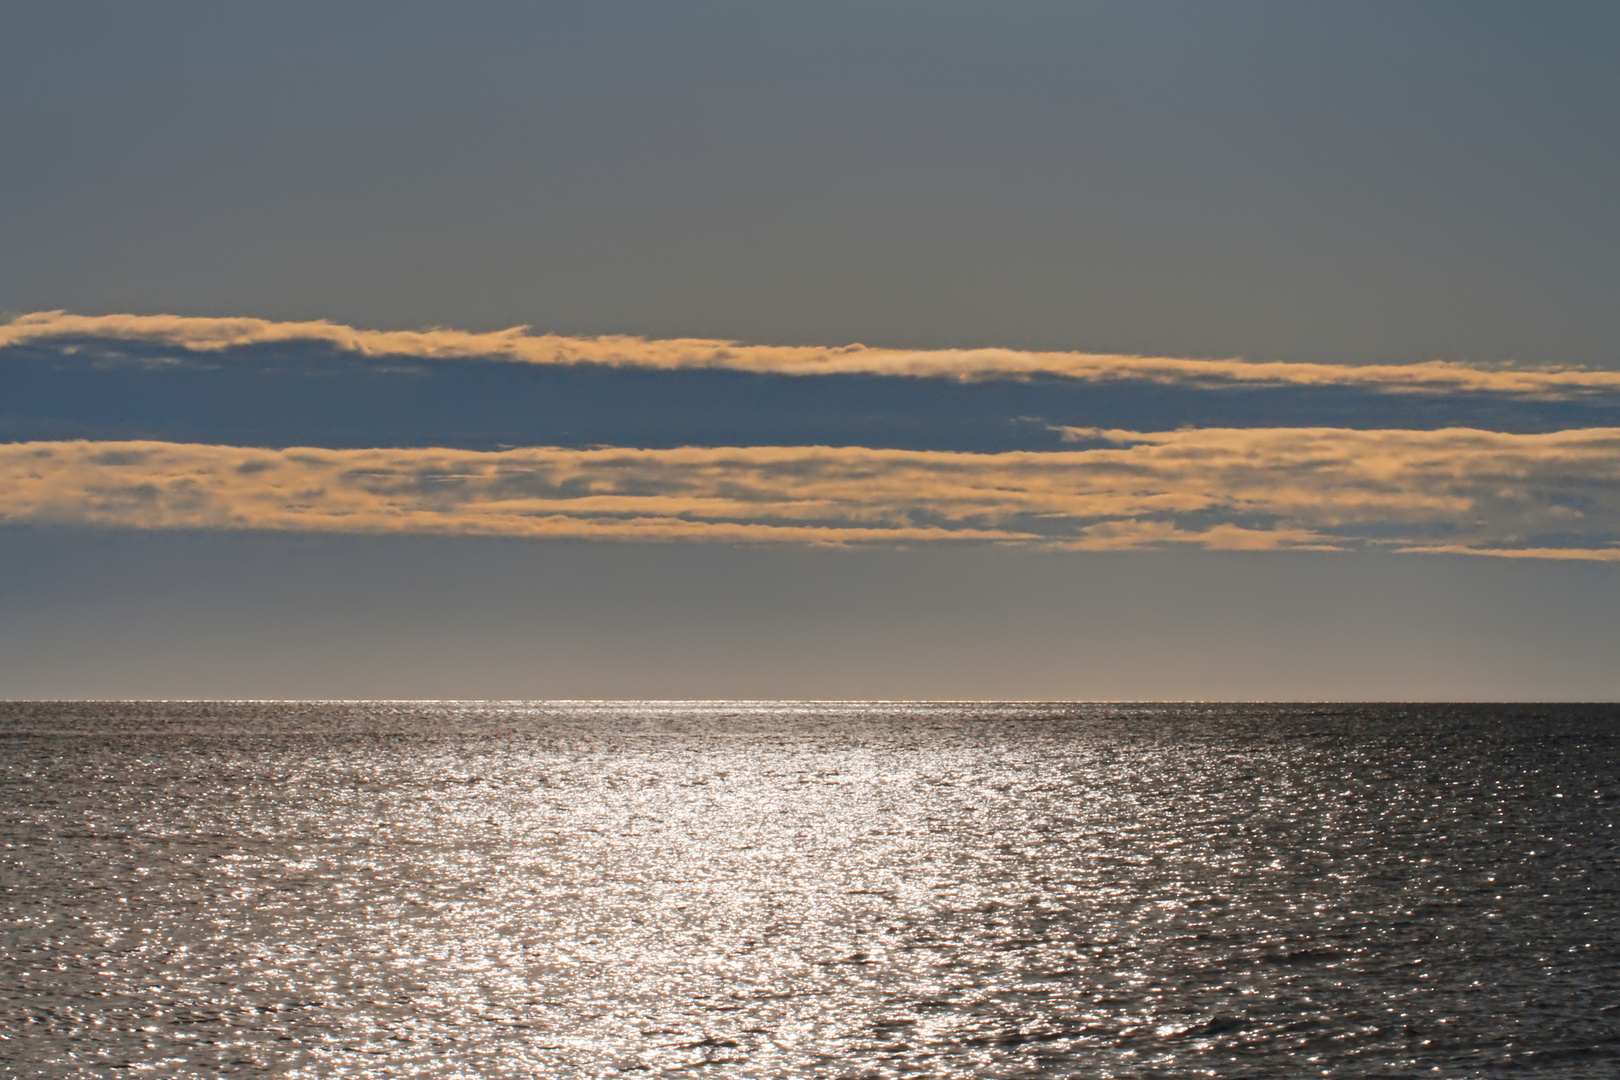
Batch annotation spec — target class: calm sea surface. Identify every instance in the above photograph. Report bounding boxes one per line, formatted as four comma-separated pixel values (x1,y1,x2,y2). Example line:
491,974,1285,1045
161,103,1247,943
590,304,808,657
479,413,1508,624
2,702,1617,1078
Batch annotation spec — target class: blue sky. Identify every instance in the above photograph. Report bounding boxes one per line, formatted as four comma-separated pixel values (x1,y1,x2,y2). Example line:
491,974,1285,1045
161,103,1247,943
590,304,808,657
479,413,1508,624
3,2,1618,698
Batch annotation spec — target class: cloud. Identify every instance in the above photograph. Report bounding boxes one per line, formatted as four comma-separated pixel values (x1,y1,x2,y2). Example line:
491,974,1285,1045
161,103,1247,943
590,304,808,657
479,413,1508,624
4,430,1619,556
7,311,1620,399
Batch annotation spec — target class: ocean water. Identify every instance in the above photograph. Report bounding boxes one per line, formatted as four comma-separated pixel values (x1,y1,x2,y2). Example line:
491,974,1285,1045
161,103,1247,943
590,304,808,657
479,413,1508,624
2,702,1617,1079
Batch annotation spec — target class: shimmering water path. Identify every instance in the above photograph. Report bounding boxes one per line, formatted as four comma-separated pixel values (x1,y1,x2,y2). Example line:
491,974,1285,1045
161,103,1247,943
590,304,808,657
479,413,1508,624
3,702,1617,1077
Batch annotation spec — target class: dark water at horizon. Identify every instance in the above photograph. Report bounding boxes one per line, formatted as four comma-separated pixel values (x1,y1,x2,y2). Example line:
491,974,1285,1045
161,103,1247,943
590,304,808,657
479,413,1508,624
2,701,1617,1077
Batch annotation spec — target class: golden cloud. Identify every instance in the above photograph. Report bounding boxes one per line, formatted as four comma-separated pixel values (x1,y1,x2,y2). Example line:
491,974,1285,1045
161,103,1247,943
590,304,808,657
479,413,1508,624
6,311,1620,398
4,431,1619,556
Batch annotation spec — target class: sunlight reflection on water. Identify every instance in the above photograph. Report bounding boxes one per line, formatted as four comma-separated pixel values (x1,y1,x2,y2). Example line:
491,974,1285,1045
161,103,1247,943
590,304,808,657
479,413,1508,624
2,701,1618,1077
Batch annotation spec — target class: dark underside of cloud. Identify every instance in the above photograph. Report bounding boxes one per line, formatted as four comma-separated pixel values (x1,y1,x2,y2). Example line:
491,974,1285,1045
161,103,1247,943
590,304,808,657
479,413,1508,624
5,339,1619,452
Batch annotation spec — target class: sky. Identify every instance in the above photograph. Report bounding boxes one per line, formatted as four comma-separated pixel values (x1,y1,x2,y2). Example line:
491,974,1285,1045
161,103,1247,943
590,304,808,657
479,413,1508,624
3,2,1619,699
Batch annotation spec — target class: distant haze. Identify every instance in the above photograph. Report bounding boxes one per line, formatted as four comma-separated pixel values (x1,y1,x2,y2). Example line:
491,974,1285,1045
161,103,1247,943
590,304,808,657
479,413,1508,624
2,528,1616,701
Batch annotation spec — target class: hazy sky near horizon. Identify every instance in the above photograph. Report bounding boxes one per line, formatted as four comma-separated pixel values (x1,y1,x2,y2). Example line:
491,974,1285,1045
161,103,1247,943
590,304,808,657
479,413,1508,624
3,2,1619,699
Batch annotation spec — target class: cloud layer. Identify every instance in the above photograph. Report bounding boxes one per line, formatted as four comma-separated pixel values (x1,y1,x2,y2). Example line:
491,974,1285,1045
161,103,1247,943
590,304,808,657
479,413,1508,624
5,431,1618,557
9,311,1620,399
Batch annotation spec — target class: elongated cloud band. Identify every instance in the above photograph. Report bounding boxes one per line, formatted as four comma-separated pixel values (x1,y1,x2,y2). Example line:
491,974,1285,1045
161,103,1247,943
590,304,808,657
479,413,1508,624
5,431,1618,557
7,311,1620,399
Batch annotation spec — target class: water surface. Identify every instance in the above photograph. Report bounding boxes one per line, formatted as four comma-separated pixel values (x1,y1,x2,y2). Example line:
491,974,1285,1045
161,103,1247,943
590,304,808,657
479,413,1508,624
2,701,1617,1077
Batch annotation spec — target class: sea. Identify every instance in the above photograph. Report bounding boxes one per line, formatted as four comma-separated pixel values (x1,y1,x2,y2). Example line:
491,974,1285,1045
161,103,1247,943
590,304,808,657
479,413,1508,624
2,701,1616,1078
